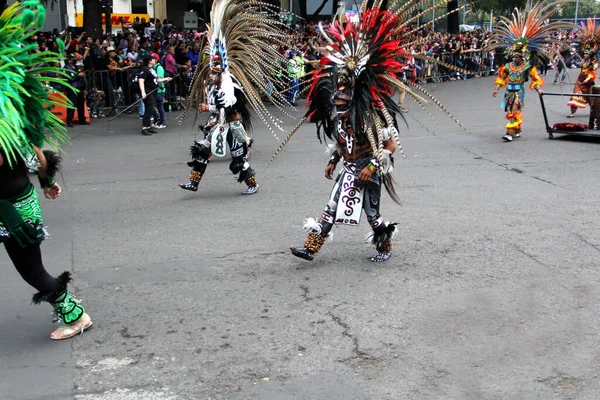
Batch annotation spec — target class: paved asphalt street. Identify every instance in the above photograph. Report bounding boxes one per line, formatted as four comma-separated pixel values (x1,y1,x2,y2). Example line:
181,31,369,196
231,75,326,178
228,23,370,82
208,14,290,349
1,75,600,400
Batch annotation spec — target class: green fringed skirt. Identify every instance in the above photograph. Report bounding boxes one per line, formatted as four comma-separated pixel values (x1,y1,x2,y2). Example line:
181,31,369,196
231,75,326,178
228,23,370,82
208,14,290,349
0,184,46,247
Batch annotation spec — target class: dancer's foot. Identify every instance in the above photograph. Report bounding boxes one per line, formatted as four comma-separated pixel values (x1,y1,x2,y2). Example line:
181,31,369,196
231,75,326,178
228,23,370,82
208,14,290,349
179,182,198,191
370,252,392,263
243,184,259,195
514,133,521,138
567,112,575,118
50,313,93,340
290,246,314,261
502,134,513,142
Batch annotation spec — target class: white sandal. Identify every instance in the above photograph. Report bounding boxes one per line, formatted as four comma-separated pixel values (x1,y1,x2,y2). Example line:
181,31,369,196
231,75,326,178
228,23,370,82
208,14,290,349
50,313,93,340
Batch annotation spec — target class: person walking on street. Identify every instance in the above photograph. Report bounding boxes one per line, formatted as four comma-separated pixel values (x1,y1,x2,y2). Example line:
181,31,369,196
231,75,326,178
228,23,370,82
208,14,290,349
553,45,569,85
567,19,600,118
138,55,171,135
0,0,93,340
488,1,568,141
152,52,167,129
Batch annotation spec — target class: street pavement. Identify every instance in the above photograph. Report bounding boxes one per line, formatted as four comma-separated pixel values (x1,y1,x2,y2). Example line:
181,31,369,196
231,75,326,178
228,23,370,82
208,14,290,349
1,75,600,400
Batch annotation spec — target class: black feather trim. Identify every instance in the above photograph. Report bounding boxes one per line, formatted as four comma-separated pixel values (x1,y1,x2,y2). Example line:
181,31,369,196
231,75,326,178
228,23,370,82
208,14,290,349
230,158,245,175
31,271,71,304
189,141,203,159
42,150,61,178
189,141,211,161
372,222,398,244
238,167,255,183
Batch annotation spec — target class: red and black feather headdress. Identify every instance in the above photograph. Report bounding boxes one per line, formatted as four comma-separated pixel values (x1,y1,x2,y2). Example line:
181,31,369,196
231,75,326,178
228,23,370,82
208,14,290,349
272,0,467,165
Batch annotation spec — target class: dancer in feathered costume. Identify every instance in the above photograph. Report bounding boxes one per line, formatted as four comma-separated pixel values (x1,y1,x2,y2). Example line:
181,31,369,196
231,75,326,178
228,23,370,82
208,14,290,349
179,0,293,195
0,0,92,339
567,18,600,118
278,0,466,262
489,1,573,141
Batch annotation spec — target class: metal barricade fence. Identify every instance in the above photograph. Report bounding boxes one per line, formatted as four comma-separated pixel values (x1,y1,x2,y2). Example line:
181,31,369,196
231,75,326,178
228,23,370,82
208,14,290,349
89,67,191,115
90,69,139,114
165,66,192,111
417,50,496,83
85,51,498,116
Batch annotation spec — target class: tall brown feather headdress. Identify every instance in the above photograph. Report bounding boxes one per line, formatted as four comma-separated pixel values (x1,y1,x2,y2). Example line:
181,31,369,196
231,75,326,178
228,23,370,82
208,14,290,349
181,0,294,137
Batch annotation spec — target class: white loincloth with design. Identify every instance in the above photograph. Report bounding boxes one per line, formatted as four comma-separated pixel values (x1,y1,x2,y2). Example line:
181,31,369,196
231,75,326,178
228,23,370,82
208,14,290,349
328,162,364,226
211,124,230,157
209,120,248,158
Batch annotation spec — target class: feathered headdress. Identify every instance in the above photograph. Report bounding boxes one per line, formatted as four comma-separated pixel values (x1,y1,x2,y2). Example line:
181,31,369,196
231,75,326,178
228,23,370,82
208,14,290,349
0,0,71,167
488,0,576,60
183,0,294,136
577,17,600,57
270,0,468,203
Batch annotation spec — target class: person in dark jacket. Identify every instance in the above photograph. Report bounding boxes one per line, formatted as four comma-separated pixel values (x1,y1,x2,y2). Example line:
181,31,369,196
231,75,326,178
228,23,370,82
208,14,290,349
64,54,89,127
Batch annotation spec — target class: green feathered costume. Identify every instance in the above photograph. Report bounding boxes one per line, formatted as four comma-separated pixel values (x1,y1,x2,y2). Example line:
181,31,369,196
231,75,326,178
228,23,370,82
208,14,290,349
0,1,88,337
0,0,71,245
0,0,70,164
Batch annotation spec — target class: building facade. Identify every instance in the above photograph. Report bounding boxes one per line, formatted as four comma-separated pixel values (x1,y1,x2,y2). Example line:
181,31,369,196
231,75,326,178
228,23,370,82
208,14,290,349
30,0,358,34
7,0,68,31
66,0,165,33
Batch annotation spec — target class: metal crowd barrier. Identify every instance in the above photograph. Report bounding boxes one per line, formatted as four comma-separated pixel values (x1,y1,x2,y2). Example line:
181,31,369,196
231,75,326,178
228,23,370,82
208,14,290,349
417,50,496,83
88,67,191,115
165,66,191,111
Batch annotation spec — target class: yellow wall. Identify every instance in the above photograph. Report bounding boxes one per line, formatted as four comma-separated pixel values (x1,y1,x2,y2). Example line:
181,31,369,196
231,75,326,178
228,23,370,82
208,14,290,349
74,13,150,27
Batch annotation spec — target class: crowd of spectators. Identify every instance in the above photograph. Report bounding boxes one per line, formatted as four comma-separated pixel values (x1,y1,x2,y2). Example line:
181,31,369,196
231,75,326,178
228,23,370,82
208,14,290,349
31,17,584,121
36,18,202,120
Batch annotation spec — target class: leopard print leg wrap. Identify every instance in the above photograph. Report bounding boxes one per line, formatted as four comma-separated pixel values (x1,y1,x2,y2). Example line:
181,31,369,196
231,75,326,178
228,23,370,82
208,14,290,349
376,239,392,253
305,233,326,254
190,170,203,184
245,176,257,188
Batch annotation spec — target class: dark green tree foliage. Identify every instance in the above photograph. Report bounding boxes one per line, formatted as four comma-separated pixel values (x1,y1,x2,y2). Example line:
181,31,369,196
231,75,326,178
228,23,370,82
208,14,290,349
559,0,600,18
471,0,527,14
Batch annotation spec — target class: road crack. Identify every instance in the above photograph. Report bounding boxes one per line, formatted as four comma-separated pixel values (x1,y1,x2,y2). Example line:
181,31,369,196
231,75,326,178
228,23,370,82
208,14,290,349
213,250,286,260
486,235,554,268
300,285,312,301
460,146,561,187
573,232,600,253
327,312,369,359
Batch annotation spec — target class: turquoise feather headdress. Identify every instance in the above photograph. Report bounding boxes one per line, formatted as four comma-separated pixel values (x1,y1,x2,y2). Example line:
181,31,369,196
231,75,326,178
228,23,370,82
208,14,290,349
0,0,71,167
488,0,576,61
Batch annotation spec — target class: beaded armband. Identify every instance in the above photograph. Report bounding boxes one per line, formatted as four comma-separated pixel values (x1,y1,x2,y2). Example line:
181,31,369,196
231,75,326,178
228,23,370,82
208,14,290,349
367,158,379,173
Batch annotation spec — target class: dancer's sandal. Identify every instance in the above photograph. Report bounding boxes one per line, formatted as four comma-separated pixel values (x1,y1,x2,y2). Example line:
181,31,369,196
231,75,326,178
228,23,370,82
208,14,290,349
50,313,93,340
290,246,315,261
370,252,392,263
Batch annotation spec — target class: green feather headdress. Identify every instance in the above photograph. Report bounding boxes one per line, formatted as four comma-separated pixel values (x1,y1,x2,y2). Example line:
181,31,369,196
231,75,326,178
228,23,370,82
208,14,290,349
0,0,71,167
